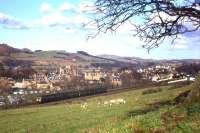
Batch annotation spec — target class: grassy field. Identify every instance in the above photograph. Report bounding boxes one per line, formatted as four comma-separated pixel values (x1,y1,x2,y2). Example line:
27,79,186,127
0,86,199,133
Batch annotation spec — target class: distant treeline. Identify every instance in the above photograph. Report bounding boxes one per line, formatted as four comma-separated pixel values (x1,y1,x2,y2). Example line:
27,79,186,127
1,58,33,67
0,65,35,80
176,63,200,76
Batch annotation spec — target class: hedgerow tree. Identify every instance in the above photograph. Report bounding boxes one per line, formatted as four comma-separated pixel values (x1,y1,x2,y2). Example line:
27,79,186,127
185,72,200,104
91,0,200,51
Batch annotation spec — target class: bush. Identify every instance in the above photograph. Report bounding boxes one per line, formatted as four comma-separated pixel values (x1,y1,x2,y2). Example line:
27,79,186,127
187,103,200,116
142,88,162,95
184,72,200,105
168,81,191,90
162,111,185,133
174,90,191,104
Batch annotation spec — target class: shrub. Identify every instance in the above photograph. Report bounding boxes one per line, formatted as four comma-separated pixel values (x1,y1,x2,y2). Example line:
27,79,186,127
149,128,165,133
168,82,191,90
130,123,145,133
142,88,162,95
174,90,191,104
184,72,200,105
0,78,12,93
162,111,185,133
187,103,200,116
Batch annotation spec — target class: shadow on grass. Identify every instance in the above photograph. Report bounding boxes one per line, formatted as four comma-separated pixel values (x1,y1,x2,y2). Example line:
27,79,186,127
127,100,174,117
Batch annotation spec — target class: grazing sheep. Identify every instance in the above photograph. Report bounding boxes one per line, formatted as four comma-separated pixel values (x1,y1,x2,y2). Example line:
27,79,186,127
116,98,126,104
103,101,109,106
135,98,138,101
103,98,126,106
109,99,116,104
81,102,88,109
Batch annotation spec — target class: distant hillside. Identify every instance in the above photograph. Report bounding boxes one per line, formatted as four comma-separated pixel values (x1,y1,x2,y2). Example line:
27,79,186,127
98,54,143,64
98,54,157,68
0,44,118,68
99,54,200,67
0,44,22,56
0,44,200,68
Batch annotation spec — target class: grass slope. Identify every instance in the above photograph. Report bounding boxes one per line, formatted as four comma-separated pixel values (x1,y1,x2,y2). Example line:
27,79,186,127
0,86,199,133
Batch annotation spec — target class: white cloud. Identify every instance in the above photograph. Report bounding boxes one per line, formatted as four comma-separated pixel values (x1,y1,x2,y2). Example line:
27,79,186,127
64,27,76,34
0,12,30,29
173,43,188,49
59,2,75,12
36,13,91,28
0,2,95,31
73,15,90,24
117,21,135,33
83,21,98,30
40,13,71,26
37,2,92,28
79,1,96,13
0,12,19,25
173,36,189,49
40,3,52,13
79,33,144,57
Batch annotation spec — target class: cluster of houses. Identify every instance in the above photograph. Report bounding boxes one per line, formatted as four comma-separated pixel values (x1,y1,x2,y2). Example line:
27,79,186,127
0,64,197,106
138,64,195,83
137,65,175,81
10,65,124,92
0,64,196,96
0,65,120,106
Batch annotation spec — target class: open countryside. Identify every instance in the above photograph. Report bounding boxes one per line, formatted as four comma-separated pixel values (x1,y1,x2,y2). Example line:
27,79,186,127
0,0,200,133
1,85,199,133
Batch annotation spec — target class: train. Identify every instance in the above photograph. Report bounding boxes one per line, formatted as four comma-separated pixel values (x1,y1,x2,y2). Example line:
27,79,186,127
36,85,107,103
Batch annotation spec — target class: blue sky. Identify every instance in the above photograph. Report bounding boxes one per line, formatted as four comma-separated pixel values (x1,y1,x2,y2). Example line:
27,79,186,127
0,0,200,59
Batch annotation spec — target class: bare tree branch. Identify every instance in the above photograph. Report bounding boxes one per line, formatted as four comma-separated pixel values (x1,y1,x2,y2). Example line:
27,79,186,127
90,0,200,51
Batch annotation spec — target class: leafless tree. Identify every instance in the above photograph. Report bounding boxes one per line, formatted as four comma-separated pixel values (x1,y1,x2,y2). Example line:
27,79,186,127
90,0,200,51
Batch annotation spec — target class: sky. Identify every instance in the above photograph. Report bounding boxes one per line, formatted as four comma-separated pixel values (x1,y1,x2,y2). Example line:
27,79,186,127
0,0,200,59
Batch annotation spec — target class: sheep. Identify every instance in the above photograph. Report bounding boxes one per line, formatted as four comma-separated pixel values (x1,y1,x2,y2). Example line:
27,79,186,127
109,99,116,104
116,98,126,104
103,101,109,106
103,98,126,106
81,102,88,109
135,98,138,101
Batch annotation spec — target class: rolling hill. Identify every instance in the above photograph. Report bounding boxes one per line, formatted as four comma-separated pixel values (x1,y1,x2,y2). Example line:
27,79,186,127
0,44,200,68
0,44,117,68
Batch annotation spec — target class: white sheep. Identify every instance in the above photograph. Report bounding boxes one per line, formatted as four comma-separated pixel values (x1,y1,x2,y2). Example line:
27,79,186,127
116,98,126,104
103,98,126,106
103,101,109,106
81,102,88,109
109,99,116,104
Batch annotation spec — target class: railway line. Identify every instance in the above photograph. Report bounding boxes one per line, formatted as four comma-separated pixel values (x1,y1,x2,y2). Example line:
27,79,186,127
40,85,155,106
